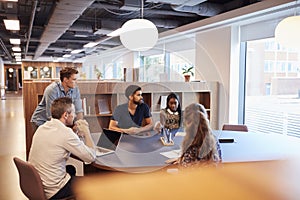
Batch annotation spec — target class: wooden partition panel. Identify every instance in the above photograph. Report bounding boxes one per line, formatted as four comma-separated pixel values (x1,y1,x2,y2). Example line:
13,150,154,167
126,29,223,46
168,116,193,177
23,80,55,159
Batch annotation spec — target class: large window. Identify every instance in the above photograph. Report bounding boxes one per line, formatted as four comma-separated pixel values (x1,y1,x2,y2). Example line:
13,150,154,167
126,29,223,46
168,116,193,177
140,49,195,82
142,54,165,82
244,38,300,138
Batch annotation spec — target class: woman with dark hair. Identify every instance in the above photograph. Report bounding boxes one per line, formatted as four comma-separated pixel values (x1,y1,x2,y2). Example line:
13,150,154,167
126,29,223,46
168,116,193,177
154,92,182,132
179,103,221,167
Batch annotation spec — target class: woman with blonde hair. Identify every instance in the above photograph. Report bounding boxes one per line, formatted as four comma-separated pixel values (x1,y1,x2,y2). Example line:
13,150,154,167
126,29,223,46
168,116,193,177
179,103,221,167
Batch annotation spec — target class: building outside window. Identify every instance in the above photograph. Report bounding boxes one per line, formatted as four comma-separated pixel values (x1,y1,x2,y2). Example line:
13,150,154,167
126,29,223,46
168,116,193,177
244,38,300,138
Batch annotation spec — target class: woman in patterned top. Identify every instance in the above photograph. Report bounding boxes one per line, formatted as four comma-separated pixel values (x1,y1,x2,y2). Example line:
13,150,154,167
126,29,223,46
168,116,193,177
154,93,182,132
179,103,221,167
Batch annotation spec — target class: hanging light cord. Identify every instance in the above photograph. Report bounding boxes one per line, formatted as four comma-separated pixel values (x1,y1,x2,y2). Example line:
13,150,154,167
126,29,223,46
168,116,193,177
141,0,144,19
295,0,299,16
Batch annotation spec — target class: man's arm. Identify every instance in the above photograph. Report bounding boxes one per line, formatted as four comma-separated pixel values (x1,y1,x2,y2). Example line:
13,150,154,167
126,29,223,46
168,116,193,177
75,119,95,149
138,117,154,132
124,117,154,135
109,119,127,133
73,88,84,120
69,120,96,163
109,118,152,135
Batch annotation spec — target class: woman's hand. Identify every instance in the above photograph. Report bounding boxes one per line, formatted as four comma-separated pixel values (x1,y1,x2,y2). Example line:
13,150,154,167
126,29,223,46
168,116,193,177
153,121,162,133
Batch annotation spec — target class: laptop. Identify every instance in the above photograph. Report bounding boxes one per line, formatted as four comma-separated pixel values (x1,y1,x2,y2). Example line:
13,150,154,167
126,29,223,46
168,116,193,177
96,128,122,156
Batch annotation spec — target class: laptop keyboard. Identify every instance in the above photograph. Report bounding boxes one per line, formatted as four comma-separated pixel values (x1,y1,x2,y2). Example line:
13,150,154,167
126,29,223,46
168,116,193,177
96,147,112,156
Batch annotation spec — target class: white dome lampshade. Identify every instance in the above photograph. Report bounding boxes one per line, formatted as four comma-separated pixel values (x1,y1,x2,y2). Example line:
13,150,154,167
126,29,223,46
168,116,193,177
275,16,300,49
120,19,158,51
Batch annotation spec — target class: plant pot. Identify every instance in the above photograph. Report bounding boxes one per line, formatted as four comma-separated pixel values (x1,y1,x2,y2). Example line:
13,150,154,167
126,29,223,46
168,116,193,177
184,75,190,82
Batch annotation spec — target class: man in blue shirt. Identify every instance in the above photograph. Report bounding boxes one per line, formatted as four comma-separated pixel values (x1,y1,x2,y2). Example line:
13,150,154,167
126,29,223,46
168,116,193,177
31,67,83,130
109,85,154,135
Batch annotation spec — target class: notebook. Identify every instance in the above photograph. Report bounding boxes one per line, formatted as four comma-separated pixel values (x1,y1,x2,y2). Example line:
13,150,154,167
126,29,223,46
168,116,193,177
96,128,122,156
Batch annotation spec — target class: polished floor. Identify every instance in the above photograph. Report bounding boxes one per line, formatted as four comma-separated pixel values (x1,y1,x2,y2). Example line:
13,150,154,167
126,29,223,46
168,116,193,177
0,91,27,199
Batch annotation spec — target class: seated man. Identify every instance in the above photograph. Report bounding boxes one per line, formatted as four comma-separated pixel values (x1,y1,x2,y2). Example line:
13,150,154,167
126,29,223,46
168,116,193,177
28,97,96,199
109,85,154,135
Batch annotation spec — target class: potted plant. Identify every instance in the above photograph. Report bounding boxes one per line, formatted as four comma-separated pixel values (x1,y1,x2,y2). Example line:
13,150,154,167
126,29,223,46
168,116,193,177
95,68,103,80
182,65,194,82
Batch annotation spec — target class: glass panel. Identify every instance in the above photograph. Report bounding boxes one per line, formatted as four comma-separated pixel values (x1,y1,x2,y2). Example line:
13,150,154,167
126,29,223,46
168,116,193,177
140,49,195,82
245,38,300,138
56,67,62,79
143,54,164,82
40,66,52,78
24,66,38,79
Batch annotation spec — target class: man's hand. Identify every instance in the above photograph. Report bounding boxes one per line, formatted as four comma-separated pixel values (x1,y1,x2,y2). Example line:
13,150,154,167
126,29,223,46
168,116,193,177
74,119,90,137
125,127,139,135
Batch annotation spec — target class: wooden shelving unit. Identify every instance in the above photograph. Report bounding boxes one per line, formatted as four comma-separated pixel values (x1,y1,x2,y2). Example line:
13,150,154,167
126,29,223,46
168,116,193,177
23,80,218,158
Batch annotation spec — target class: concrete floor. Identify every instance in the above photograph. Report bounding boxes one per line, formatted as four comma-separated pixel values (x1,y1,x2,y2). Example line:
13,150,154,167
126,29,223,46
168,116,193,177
0,92,27,199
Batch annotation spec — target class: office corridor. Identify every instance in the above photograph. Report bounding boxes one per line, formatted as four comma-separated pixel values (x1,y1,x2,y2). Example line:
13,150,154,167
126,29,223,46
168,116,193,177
0,93,27,199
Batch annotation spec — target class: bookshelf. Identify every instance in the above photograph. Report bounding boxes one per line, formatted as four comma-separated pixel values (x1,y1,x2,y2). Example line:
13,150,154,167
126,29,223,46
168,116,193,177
23,80,218,158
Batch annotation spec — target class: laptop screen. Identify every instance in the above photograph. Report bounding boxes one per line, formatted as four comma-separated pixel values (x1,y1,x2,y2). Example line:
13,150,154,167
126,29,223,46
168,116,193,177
97,129,122,151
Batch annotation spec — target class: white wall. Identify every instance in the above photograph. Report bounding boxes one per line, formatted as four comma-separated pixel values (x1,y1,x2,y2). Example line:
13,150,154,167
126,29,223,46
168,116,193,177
195,26,232,128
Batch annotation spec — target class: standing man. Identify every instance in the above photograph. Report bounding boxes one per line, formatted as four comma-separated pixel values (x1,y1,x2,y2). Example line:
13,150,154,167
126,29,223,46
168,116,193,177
109,85,154,135
29,97,96,199
31,67,83,131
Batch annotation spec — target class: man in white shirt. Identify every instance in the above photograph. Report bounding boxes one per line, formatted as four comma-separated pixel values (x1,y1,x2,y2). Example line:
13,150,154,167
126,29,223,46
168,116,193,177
29,97,96,199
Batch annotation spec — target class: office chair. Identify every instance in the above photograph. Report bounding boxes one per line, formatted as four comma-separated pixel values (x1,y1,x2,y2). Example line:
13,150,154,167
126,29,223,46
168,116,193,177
222,124,248,132
13,157,75,200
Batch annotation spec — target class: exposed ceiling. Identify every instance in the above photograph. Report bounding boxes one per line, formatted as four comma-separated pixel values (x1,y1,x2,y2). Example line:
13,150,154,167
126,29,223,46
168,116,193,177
0,0,261,63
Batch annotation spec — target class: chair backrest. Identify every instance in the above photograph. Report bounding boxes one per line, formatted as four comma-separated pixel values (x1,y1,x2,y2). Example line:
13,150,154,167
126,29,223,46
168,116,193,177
222,124,248,132
13,157,47,200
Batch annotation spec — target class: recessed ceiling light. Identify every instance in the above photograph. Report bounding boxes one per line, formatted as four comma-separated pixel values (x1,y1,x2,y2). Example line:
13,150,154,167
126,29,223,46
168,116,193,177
13,52,21,56
71,49,83,54
83,42,97,48
9,38,20,45
12,46,21,51
63,54,71,58
4,19,20,31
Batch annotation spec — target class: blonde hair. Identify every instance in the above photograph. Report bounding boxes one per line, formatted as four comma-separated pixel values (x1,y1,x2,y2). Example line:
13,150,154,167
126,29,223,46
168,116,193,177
180,103,219,163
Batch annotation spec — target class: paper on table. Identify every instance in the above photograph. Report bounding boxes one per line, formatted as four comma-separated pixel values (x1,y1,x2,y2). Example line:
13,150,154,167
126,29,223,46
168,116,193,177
175,131,186,136
160,149,181,159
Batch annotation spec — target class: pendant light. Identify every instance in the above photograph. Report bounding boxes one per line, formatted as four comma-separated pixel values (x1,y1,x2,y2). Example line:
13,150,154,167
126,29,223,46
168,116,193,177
274,1,300,49
119,0,158,51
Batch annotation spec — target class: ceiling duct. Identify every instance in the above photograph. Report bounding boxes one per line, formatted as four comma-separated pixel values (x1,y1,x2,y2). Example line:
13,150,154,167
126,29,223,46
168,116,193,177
146,0,206,6
171,2,224,17
69,22,94,33
92,2,196,17
25,0,38,57
120,0,140,11
0,38,12,60
34,0,94,60
74,18,180,36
